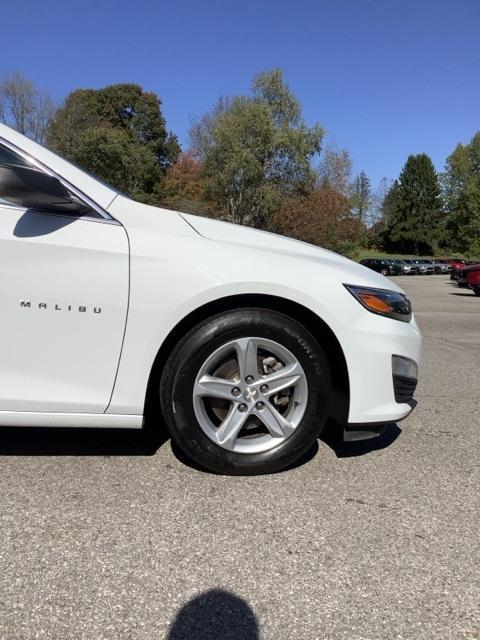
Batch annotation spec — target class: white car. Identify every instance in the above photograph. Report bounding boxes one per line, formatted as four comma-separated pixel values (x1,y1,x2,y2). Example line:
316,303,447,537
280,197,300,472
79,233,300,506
0,124,421,475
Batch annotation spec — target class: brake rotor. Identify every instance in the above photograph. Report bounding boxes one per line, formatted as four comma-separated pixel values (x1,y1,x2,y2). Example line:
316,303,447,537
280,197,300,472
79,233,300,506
208,353,292,430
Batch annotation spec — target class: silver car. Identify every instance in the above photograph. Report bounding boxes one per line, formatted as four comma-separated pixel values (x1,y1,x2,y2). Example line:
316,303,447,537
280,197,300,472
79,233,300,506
412,259,434,275
390,259,418,275
430,259,451,274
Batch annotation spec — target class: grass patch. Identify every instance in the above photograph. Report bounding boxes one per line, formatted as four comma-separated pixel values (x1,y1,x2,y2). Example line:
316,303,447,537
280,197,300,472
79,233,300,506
356,248,480,261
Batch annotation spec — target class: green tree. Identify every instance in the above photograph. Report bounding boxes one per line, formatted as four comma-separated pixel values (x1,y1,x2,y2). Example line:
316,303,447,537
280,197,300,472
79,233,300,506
444,132,480,255
46,84,179,203
370,180,400,249
68,128,164,204
190,69,324,227
351,170,372,224
317,143,352,196
387,154,443,254
379,179,399,229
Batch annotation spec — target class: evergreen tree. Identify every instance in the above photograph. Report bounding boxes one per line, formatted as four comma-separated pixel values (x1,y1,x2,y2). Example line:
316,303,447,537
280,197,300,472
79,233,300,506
378,178,398,229
444,132,480,255
351,170,372,223
388,154,443,253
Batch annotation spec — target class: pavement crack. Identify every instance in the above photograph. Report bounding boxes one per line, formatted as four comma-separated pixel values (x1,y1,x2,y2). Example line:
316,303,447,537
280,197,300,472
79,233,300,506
345,497,400,510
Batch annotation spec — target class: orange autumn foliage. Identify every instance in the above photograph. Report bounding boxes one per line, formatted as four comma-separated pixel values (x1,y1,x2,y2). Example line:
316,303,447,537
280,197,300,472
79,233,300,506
162,151,219,217
271,189,365,251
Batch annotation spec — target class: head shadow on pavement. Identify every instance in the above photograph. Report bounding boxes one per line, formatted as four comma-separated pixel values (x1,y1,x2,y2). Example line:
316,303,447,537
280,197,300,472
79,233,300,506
167,589,259,640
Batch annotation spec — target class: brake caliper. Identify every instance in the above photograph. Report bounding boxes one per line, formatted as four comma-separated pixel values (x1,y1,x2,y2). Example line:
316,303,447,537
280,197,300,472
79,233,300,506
262,356,290,407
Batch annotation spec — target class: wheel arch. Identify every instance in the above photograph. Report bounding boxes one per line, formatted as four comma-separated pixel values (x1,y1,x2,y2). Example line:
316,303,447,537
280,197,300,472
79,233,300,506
144,294,350,427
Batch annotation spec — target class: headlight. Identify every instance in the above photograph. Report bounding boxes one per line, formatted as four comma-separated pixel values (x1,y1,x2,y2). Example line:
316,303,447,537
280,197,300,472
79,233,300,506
344,285,412,323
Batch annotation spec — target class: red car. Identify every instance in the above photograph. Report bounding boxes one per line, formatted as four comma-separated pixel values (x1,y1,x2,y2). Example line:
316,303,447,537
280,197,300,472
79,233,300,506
449,259,480,280
467,267,480,296
448,258,468,280
445,258,466,268
456,263,480,288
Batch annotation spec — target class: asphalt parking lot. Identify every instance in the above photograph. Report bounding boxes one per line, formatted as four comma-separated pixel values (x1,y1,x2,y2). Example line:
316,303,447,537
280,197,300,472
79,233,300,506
0,275,478,640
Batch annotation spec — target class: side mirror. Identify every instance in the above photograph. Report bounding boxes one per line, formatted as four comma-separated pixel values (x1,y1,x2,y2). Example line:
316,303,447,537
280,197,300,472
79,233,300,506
0,164,88,214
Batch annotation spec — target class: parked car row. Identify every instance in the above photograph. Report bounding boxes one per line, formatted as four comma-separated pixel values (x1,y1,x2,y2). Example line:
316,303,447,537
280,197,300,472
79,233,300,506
359,256,480,296
360,258,452,276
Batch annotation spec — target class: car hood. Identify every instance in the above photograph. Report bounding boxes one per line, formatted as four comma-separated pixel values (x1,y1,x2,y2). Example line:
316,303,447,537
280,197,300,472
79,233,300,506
179,213,404,293
108,196,404,294
181,213,352,265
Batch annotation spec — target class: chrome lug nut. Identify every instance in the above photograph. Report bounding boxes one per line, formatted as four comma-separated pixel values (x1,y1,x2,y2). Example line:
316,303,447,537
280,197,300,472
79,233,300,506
245,375,254,383
238,403,248,412
256,401,265,410
231,387,241,397
260,384,269,393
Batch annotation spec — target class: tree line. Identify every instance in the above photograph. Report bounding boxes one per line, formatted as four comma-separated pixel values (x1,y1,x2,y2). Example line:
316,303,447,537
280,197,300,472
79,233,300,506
1,70,478,257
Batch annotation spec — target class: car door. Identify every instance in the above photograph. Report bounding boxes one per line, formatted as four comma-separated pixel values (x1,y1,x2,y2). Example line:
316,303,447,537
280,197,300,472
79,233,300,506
0,143,129,414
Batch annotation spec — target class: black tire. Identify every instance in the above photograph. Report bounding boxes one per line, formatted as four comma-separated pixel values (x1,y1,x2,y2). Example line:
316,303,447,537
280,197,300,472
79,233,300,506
473,287,480,297
381,268,389,276
160,308,332,475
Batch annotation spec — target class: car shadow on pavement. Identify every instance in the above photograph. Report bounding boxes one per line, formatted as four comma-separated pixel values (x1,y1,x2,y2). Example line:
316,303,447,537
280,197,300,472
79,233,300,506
167,588,259,639
171,437,321,474
0,425,168,456
450,292,476,297
320,419,401,458
171,420,400,474
0,419,400,463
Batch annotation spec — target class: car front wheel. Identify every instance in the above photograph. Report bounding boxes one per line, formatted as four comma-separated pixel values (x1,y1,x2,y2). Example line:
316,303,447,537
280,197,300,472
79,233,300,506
160,308,332,475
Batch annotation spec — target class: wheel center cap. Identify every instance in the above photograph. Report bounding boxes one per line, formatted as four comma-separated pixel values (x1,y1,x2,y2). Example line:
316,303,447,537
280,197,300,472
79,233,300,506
244,387,258,403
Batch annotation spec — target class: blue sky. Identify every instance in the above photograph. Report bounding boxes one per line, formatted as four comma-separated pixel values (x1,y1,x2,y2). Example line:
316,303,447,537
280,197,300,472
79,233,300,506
1,0,479,188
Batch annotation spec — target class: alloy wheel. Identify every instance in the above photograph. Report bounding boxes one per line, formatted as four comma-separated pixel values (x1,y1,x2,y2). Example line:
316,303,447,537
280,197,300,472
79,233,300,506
192,337,308,454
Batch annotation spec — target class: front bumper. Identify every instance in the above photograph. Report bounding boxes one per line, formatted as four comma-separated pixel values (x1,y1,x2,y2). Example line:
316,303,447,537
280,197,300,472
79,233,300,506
336,310,422,426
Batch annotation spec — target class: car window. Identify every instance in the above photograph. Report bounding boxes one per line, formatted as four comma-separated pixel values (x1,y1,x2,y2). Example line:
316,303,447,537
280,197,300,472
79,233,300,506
0,145,33,206
0,145,32,168
0,142,100,218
